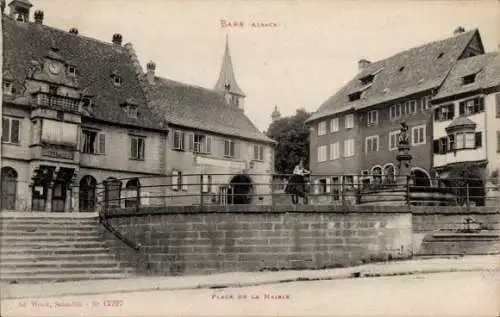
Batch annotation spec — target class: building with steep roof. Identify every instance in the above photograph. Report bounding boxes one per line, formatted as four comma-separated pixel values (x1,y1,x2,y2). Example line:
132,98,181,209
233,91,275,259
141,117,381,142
305,28,486,197
135,37,275,205
1,1,169,212
432,51,500,187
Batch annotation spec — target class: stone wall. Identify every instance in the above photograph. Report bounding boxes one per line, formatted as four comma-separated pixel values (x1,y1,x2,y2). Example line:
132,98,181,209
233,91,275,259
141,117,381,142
101,205,413,275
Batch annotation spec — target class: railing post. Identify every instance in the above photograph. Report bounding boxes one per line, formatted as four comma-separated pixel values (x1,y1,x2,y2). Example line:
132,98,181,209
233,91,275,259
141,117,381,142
406,175,410,206
200,174,204,212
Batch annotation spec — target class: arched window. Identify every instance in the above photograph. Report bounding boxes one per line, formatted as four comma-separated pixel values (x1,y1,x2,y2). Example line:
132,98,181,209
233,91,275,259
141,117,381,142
125,178,141,209
1,167,18,210
79,175,97,212
104,177,122,208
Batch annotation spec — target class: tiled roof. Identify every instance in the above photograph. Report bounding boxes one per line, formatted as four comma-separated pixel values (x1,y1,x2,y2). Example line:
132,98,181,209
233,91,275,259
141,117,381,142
2,16,165,130
446,115,476,130
434,52,500,100
306,30,480,123
142,76,274,144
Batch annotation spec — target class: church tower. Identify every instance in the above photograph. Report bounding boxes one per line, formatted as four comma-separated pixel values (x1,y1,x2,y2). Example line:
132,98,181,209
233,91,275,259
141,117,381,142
271,105,281,122
214,35,246,111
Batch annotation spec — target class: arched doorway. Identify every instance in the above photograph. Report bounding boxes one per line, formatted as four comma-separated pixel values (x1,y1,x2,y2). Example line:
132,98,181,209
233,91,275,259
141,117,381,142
1,167,18,210
372,166,382,186
125,178,141,209
229,175,253,204
79,175,97,212
383,164,396,185
104,177,122,208
412,167,431,187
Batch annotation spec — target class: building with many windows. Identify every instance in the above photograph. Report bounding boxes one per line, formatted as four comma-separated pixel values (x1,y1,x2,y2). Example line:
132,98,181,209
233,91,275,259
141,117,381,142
128,37,276,205
431,51,500,190
305,28,487,196
1,1,168,212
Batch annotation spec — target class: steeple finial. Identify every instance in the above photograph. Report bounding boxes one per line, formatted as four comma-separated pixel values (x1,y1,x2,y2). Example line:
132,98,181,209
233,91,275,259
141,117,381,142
214,35,245,97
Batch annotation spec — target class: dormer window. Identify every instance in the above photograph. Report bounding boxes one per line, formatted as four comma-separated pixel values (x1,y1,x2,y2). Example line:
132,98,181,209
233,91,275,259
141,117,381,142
437,52,444,59
348,91,362,102
3,81,13,95
82,97,93,109
462,74,476,85
359,74,374,85
111,73,122,87
68,65,77,77
122,104,138,118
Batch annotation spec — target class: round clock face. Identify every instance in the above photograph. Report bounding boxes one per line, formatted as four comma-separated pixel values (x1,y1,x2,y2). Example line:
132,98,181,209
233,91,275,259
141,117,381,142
48,63,60,75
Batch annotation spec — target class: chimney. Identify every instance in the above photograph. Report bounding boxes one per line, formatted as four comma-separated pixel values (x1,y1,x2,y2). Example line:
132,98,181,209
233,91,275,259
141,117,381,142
358,59,371,71
8,0,32,22
69,27,79,35
146,61,156,84
34,9,43,24
112,33,123,46
454,26,465,35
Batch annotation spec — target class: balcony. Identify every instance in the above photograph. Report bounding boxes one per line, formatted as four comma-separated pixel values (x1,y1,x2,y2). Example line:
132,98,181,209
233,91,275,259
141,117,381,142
33,92,81,113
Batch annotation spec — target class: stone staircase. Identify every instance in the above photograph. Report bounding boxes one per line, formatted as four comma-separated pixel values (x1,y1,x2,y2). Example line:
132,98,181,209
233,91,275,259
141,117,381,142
0,212,136,283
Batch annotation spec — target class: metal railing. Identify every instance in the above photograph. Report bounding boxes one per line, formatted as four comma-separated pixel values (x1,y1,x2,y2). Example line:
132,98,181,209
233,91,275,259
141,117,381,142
91,173,500,218
33,91,81,113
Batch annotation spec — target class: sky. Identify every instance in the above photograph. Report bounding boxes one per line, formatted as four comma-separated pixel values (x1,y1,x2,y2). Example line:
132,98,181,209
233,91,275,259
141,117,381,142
26,0,499,131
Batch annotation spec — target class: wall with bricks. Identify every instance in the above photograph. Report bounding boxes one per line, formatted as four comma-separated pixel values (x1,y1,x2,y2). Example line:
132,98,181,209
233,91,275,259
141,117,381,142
101,205,413,275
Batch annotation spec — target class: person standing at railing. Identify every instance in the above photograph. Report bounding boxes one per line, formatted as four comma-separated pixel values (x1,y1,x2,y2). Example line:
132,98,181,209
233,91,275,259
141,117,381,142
286,159,310,204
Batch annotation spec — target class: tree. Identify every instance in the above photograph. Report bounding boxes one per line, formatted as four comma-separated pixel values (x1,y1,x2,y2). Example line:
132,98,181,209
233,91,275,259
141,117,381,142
266,109,311,174
445,162,486,206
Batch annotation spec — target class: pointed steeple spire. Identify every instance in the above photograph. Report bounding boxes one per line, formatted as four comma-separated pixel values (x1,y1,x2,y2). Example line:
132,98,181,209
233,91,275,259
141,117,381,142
214,35,245,97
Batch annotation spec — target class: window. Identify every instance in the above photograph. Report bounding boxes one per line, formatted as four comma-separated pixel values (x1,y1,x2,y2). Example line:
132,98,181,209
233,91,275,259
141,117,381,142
343,175,354,190
330,118,339,133
171,171,187,191
405,100,417,115
190,133,211,154
81,129,105,154
367,110,378,126
459,97,484,116
82,98,93,109
344,139,355,157
318,121,327,136
253,144,264,161
173,130,186,151
68,65,77,76
411,125,426,146
453,132,482,150
421,96,431,112
496,93,500,118
49,85,58,95
462,74,476,85
329,142,339,160
348,91,362,102
41,119,78,146
345,114,354,129
497,131,500,153
389,130,400,151
434,104,455,121
113,75,122,86
224,139,235,157
317,145,327,162
2,117,20,144
3,81,13,95
201,175,212,193
365,135,379,153
331,177,340,200
130,135,145,160
360,74,374,85
389,104,402,120
123,105,138,119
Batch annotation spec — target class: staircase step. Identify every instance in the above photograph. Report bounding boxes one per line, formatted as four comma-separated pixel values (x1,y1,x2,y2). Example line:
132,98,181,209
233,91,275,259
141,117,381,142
0,253,115,262
0,247,112,256
0,260,122,269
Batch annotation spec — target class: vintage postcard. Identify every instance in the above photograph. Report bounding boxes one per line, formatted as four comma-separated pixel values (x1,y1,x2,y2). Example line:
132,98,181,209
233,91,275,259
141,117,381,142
0,0,499,316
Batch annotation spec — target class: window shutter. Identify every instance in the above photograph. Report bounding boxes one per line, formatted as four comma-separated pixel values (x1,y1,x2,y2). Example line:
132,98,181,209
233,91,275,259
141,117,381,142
434,108,440,121
98,133,106,154
80,130,85,151
2,118,10,142
496,94,500,117
260,145,264,160
180,132,186,150
130,137,137,158
188,133,194,151
433,140,440,154
449,105,455,119
10,119,19,143
231,140,236,157
459,102,465,115
478,97,485,112
172,131,178,148
206,136,212,154
475,132,482,148
139,138,145,159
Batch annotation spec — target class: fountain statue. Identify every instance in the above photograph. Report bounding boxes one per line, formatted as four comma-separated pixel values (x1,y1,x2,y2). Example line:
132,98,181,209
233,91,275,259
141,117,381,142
396,121,413,185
